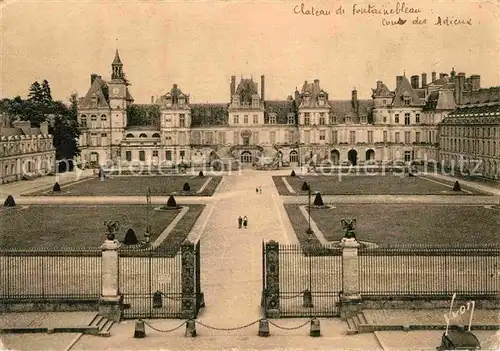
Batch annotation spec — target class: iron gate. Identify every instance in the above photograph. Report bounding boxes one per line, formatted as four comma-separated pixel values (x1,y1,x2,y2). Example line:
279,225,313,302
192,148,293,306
262,241,342,317
119,240,202,319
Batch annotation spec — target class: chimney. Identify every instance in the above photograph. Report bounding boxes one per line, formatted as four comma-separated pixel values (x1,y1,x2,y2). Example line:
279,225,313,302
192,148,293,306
411,75,419,89
261,75,265,101
454,72,465,105
421,73,427,88
351,89,359,113
91,73,99,85
151,96,154,104
432,71,436,82
376,81,383,90
470,75,480,91
396,76,403,87
231,76,236,97
40,121,49,135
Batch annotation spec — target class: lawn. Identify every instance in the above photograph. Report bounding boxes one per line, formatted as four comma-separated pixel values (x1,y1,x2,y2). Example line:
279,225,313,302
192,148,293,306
285,203,499,247
0,204,205,250
274,175,481,195
30,176,222,196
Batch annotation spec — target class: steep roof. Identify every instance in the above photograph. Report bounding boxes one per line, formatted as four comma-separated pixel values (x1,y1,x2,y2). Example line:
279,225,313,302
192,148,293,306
264,100,296,124
191,103,228,126
235,79,259,104
112,50,122,65
328,100,373,124
79,77,110,109
372,82,393,97
392,76,424,107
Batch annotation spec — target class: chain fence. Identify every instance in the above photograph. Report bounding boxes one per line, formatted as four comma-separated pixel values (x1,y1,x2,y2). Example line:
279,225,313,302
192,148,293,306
268,319,312,330
141,319,186,333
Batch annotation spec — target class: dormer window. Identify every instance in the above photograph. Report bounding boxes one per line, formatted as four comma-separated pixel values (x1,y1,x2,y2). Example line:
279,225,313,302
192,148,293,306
360,115,367,124
345,115,351,124
91,95,97,108
269,114,276,124
287,115,295,125
252,97,259,108
330,115,337,124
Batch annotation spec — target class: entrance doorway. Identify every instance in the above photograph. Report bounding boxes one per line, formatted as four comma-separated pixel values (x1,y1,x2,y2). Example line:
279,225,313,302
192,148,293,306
330,149,340,165
348,149,358,166
240,151,253,164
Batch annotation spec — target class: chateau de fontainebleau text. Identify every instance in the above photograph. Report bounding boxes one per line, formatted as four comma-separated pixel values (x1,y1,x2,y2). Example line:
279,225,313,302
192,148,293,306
293,2,474,27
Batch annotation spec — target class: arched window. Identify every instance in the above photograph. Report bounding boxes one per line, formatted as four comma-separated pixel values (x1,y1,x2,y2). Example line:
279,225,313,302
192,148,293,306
139,133,147,138
152,133,160,138
101,114,107,121
126,133,134,138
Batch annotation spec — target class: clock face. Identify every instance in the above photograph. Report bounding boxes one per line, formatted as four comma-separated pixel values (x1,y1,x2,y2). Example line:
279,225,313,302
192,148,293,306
112,87,120,95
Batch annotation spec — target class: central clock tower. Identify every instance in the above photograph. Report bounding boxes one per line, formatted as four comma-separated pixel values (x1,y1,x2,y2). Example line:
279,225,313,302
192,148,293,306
108,49,132,159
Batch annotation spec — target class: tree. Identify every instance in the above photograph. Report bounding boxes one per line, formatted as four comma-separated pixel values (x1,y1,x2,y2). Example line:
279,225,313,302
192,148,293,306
167,195,177,208
52,182,61,192
41,80,52,103
313,192,324,206
290,170,296,177
183,182,191,191
4,195,16,207
123,228,138,245
453,181,461,191
302,182,310,191
198,171,204,177
28,81,43,102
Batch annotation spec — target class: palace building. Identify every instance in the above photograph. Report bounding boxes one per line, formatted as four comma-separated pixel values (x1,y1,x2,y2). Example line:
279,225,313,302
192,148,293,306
76,51,500,179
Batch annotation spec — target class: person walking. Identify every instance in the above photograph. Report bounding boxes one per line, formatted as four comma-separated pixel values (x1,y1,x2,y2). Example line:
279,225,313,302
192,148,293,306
243,216,248,229
259,186,262,194
238,216,243,229
256,187,259,194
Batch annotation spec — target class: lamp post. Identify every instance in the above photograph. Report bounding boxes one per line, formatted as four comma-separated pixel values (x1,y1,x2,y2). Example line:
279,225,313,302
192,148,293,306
303,186,314,309
145,187,151,243
306,187,313,235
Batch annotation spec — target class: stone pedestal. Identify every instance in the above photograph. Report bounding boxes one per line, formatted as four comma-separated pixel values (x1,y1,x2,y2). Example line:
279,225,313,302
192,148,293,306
99,239,123,322
340,238,362,320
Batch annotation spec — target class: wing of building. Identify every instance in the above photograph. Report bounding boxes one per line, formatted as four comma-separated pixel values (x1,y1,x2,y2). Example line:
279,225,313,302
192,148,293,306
77,53,500,180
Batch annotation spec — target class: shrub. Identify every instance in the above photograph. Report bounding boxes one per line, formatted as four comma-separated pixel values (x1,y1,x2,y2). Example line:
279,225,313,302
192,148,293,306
290,170,296,177
302,182,310,191
313,192,324,207
167,195,178,207
4,195,16,207
183,182,191,191
198,171,204,177
453,181,461,191
52,182,61,192
123,228,138,245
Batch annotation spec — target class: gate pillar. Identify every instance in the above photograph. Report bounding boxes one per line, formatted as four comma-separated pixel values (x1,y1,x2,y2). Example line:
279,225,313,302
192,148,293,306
264,241,280,318
339,237,362,321
99,238,124,322
181,240,196,319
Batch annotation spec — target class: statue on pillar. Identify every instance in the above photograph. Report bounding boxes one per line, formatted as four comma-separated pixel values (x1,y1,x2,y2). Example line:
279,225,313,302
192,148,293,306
341,218,356,239
104,221,120,241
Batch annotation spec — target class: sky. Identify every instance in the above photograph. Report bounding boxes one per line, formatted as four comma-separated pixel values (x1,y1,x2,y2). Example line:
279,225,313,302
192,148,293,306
1,0,499,103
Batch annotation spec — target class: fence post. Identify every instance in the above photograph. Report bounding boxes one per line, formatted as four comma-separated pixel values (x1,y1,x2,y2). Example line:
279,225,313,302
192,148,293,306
264,240,280,318
181,240,196,319
339,237,362,321
99,238,123,322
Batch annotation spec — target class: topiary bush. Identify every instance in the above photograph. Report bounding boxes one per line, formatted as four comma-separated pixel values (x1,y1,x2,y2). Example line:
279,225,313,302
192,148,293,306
198,171,204,177
123,228,138,245
302,182,310,191
4,195,16,207
167,195,178,208
183,182,191,191
453,181,461,191
313,192,324,207
291,170,296,177
52,182,61,192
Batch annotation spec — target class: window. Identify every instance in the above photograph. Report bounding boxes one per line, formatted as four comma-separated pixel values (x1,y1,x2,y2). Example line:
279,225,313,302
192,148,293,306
270,131,276,144
288,131,294,144
330,115,337,124
405,131,411,144
244,115,248,124
233,115,239,124
139,133,147,138
383,130,388,143
253,115,258,124
304,113,310,126
139,151,145,161
101,133,107,137
205,132,213,144
269,115,276,124
404,151,412,161
394,114,400,123
404,113,410,125
404,97,410,106
319,130,325,141
395,132,400,143
178,132,186,145
367,131,373,144
80,116,87,127
415,132,420,143
152,133,160,138
165,135,172,145
152,150,158,157
383,99,387,105
233,131,239,145
165,150,172,161
349,131,356,144
180,150,185,158
218,132,226,144
360,115,367,124
91,115,97,121
179,114,185,127
415,113,420,123
319,113,325,125
383,115,387,123
289,151,298,163
331,131,338,144
304,130,310,144
345,115,351,124
101,114,107,121
287,115,295,125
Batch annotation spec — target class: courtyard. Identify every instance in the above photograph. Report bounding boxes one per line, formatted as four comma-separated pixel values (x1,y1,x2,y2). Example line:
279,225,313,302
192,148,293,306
285,203,500,247
0,204,204,250
27,175,222,196
273,174,484,195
